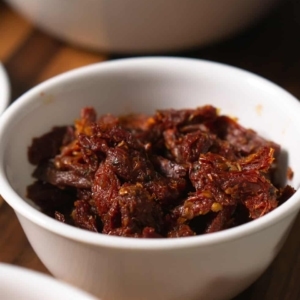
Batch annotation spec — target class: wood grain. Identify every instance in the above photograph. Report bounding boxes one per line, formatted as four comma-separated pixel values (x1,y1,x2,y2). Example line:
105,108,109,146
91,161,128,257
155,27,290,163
36,46,107,84
0,4,32,62
1,0,300,299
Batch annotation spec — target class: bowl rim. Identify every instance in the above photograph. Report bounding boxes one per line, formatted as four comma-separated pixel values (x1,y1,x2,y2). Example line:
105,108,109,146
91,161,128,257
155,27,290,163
0,63,10,115
0,56,300,250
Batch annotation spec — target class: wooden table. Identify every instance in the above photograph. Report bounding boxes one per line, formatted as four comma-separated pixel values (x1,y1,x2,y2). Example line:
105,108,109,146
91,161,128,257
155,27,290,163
1,0,300,299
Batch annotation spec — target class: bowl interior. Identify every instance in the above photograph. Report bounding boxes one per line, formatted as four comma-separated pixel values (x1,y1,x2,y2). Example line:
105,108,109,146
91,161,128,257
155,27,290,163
1,57,300,229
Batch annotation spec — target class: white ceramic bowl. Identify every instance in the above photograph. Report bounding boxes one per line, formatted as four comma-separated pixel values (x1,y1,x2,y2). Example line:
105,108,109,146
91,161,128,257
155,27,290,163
5,0,282,53
0,63,10,115
0,263,98,300
0,57,300,300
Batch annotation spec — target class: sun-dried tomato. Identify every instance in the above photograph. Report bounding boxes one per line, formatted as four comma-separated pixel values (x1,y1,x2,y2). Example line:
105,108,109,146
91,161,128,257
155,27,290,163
27,106,296,238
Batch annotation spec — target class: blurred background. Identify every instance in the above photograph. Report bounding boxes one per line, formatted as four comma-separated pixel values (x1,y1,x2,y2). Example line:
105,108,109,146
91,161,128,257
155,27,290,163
1,0,300,102
1,0,300,299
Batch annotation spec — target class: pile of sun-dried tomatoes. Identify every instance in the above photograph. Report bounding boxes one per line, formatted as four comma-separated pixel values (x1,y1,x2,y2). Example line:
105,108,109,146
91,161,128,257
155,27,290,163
27,105,295,238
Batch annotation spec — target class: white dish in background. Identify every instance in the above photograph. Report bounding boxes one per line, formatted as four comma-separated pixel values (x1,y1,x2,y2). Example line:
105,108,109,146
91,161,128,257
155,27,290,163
5,0,283,53
0,63,10,207
0,264,98,300
0,63,10,115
